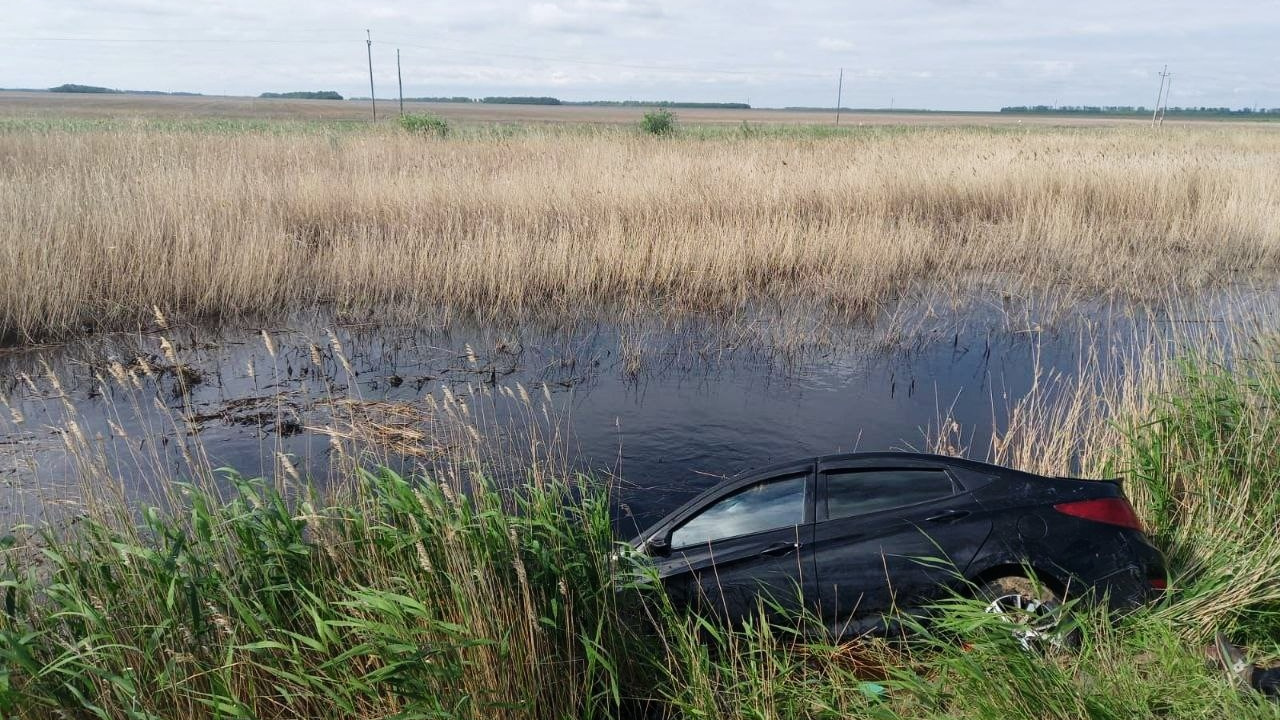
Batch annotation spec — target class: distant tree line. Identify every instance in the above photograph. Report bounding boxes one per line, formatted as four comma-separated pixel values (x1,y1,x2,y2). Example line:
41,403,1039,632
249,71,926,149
385,96,752,109
260,91,343,100
1001,105,1280,116
403,96,475,103
480,96,563,105
570,100,750,109
48,84,204,96
50,84,120,94
39,86,749,108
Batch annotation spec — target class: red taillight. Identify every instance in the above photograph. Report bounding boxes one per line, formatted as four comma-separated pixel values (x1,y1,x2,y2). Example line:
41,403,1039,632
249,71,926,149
1053,497,1144,532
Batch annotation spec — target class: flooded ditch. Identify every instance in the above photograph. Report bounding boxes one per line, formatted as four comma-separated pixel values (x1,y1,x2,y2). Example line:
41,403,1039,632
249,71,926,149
2,288,1275,533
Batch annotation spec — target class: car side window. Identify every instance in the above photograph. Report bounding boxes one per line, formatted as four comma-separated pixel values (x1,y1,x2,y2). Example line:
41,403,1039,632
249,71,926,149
824,469,954,520
670,474,806,549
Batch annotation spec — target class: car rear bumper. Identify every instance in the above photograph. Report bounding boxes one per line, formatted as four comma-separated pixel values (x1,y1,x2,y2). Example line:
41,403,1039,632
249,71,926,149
1076,530,1167,610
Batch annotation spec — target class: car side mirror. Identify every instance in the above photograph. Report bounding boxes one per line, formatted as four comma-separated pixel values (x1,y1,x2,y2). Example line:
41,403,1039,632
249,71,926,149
647,535,671,556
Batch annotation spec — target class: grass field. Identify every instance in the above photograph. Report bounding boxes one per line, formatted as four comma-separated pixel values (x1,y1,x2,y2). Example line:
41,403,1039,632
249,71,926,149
2,99,1279,339
6,89,1264,126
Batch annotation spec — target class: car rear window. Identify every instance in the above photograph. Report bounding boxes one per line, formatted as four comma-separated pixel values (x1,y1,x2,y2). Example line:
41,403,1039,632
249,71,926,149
671,474,806,549
824,469,953,520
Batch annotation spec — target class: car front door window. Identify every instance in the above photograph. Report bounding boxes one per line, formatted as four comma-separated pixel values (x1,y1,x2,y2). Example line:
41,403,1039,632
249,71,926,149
671,474,806,549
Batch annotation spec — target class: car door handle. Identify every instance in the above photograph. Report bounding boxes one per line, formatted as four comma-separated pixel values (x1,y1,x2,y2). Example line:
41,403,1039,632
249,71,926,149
926,509,971,524
760,541,798,557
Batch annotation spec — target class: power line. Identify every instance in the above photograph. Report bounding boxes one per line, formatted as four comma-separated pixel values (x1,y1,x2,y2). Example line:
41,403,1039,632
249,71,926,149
377,37,832,80
1,35,352,45
1,32,828,78
5,31,839,81
5,32,1123,85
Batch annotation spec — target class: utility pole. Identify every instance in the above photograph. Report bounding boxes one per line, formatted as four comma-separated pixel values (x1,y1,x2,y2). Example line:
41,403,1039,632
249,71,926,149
397,48,404,117
366,29,376,122
1151,64,1168,128
835,67,844,126
1159,74,1172,127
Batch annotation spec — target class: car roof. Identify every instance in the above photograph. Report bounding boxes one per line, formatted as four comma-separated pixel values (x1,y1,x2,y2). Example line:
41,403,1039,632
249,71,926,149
632,451,1028,543
737,450,1020,481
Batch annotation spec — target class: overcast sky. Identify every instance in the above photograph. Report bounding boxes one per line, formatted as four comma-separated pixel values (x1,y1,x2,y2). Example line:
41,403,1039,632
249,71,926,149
3,1,1277,110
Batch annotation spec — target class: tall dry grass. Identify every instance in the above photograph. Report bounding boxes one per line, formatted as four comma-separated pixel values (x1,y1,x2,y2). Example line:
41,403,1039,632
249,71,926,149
3,124,1280,339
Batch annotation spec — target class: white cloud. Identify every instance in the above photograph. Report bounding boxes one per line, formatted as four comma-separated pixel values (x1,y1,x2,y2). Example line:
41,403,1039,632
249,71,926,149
527,3,601,33
525,0,663,33
1072,22,1114,35
1031,61,1076,78
2,0,1277,110
585,0,664,18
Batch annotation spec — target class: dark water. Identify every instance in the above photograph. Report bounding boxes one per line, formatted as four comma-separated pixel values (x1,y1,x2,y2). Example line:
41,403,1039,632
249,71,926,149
0,291,1269,531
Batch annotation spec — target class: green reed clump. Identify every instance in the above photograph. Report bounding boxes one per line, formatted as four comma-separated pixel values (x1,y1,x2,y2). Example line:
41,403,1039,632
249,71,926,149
880,599,1272,719
653,588,1277,719
0,469,628,719
639,108,676,135
398,113,450,137
649,596,1276,719
1111,340,1280,643
654,609,890,718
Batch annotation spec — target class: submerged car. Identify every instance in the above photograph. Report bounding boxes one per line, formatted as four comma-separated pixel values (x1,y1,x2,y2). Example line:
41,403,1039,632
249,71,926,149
632,452,1166,636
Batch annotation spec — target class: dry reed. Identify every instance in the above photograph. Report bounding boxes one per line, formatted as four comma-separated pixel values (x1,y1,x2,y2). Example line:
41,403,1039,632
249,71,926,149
3,124,1280,339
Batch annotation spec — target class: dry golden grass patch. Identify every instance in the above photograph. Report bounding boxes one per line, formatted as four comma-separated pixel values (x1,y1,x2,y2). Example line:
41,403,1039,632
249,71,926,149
2,123,1279,338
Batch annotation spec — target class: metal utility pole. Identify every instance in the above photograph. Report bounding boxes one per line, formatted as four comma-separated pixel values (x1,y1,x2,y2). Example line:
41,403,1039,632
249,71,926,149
835,68,844,126
366,29,376,122
397,48,404,116
1151,64,1168,127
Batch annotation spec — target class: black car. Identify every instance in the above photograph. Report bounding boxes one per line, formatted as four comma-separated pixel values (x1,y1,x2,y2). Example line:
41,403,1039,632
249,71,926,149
632,452,1167,636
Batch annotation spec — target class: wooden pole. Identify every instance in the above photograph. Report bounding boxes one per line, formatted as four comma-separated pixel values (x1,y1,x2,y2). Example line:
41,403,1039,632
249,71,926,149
397,48,404,117
366,30,376,122
835,68,844,126
1159,75,1171,127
